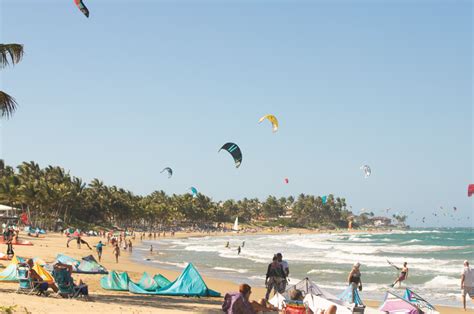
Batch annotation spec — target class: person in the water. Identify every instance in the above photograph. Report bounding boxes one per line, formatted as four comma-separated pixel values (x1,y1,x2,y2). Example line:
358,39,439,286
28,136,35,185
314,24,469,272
237,246,241,255
390,262,409,288
225,241,230,248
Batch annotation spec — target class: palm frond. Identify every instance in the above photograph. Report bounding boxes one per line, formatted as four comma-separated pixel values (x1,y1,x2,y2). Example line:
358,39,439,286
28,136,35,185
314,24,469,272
0,44,24,69
0,91,18,118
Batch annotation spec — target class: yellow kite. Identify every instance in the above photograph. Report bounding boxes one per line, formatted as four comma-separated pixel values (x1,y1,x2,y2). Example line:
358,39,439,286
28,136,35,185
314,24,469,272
258,114,279,133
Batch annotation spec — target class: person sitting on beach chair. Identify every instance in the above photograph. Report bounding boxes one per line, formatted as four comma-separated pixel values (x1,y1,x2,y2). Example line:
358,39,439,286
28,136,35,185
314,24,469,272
223,284,277,314
52,262,89,299
17,261,49,296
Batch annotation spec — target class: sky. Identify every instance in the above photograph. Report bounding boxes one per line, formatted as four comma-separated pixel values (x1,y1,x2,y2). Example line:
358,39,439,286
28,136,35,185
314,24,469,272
0,0,472,227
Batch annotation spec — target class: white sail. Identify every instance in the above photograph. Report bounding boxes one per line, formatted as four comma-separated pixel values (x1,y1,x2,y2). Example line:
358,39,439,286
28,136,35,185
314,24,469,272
233,217,239,231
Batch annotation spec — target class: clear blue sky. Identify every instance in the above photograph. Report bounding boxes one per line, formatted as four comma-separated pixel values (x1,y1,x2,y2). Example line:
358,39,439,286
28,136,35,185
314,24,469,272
0,0,472,227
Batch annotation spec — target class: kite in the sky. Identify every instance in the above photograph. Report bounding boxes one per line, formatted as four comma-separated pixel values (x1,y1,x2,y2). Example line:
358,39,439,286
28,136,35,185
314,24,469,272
284,178,289,184
160,167,173,178
74,0,89,17
360,165,371,178
219,142,242,168
258,114,279,133
190,187,198,197
468,184,474,197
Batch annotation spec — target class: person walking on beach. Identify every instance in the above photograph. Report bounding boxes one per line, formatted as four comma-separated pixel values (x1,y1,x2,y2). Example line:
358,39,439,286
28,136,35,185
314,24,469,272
461,260,474,310
113,244,120,263
265,255,286,300
128,239,133,252
95,241,105,262
348,262,362,302
276,253,289,291
390,261,408,288
237,246,241,255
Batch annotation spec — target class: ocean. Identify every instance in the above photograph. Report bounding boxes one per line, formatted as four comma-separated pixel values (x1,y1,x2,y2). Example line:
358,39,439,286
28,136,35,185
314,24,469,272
131,228,473,307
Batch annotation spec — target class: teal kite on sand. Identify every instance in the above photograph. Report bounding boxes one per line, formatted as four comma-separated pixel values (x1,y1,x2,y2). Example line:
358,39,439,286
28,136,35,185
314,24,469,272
137,272,159,291
100,271,130,291
128,263,220,297
0,263,19,282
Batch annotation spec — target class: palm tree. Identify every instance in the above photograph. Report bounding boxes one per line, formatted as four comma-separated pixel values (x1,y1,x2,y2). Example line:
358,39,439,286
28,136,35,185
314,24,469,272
0,44,24,118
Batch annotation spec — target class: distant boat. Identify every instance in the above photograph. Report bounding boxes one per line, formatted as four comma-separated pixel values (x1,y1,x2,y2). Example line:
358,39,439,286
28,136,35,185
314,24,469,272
232,217,239,232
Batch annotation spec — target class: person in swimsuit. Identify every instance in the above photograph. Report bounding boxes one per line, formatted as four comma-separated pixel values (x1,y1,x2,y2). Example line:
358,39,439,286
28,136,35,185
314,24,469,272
348,262,362,302
390,262,408,287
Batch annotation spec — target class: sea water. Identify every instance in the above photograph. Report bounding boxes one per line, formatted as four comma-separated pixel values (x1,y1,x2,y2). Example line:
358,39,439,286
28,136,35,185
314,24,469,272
131,228,473,307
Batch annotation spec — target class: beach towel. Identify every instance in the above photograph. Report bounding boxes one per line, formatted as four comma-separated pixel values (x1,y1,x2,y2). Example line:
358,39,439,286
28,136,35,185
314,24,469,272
32,262,54,284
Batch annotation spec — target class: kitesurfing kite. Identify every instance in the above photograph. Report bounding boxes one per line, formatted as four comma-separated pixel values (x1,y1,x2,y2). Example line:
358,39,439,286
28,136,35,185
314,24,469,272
190,187,198,197
219,142,242,168
322,195,327,204
360,165,371,178
160,167,173,178
468,184,474,197
284,178,289,184
258,114,279,133
74,0,89,17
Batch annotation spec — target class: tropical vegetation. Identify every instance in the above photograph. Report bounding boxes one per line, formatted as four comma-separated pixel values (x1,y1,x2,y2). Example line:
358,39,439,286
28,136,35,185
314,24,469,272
0,161,355,230
0,44,24,118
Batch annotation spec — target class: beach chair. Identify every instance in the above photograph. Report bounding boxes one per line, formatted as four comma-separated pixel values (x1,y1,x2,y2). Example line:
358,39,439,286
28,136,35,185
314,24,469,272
52,267,82,298
16,263,47,296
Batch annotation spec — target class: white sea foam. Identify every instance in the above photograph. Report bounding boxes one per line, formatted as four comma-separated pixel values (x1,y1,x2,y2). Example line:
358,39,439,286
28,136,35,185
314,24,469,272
421,276,459,289
307,269,344,275
213,267,248,273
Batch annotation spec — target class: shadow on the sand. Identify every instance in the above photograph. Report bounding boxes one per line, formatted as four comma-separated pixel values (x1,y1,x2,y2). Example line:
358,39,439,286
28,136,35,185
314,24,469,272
93,292,223,313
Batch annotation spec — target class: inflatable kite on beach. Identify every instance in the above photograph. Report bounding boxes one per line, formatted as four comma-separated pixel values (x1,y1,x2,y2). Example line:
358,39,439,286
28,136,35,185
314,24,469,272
258,114,279,133
219,143,242,168
189,187,198,197
321,195,327,204
161,167,173,179
74,0,89,17
468,184,474,197
360,165,371,178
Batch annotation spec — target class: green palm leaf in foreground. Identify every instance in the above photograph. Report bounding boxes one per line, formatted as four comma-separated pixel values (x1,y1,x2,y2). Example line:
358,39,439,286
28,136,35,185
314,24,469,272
0,43,24,118
0,44,24,69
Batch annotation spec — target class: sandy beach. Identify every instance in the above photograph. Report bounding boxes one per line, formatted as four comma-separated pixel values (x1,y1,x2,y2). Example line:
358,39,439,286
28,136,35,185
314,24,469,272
0,232,471,314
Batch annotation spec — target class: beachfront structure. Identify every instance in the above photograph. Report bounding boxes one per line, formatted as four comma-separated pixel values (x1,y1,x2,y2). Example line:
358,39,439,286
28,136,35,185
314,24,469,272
0,204,20,219
370,216,392,227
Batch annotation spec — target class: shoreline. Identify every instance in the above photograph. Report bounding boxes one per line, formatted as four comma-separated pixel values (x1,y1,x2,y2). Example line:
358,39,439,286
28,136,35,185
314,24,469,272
0,231,471,313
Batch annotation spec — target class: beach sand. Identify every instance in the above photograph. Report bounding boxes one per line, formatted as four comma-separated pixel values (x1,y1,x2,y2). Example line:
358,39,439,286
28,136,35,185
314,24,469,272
0,232,471,313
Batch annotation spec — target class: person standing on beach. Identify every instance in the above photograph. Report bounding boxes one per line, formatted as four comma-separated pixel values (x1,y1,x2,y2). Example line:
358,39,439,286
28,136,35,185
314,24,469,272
348,262,362,302
128,239,132,252
113,244,120,263
461,260,474,310
95,241,105,262
390,262,408,288
265,255,286,300
277,253,289,292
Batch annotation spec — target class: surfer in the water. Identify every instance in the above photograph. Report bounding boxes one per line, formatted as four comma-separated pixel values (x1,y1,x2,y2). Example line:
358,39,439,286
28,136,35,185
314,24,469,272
389,261,408,288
